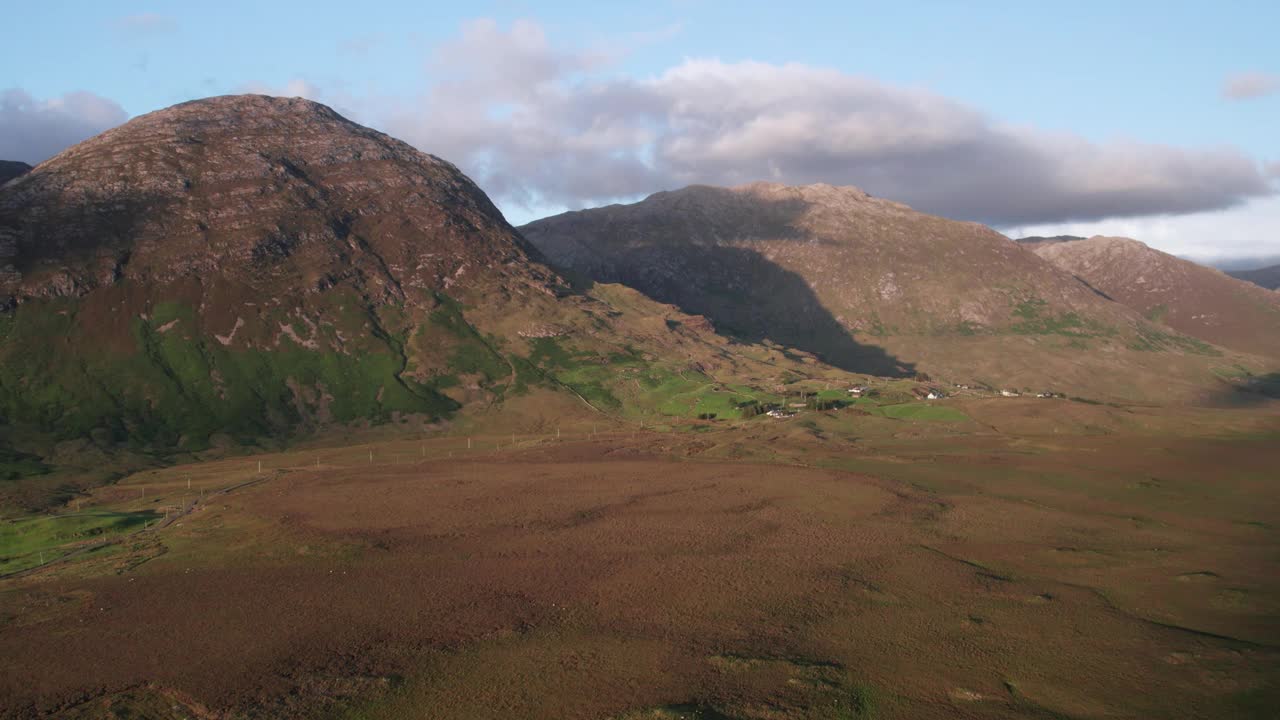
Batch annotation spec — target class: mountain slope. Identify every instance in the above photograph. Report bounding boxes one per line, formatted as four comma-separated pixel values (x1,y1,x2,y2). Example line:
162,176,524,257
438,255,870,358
1034,237,1280,359
1229,264,1280,291
0,97,831,500
0,161,30,186
522,183,1253,399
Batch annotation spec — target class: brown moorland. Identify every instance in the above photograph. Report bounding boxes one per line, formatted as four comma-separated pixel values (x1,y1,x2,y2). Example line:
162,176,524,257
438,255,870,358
2,397,1277,719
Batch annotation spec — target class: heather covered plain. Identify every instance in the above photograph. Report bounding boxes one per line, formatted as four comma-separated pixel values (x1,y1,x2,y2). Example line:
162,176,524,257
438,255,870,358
2,394,1277,719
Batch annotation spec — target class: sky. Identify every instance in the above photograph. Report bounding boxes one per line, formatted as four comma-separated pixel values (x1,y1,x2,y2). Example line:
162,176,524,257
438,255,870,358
3,1,1279,265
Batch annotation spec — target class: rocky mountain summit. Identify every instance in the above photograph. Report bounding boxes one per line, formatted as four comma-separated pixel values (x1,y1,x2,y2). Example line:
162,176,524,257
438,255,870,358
0,95,556,308
1034,236,1280,359
0,161,30,187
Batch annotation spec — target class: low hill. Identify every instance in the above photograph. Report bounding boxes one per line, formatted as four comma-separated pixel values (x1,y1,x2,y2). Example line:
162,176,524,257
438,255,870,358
522,183,1250,400
1229,264,1280,291
1034,237,1280,359
0,161,30,186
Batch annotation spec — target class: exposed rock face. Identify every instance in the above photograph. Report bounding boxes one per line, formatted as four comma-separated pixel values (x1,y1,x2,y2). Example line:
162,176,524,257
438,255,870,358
0,95,556,306
1229,264,1280,291
1034,237,1280,359
522,183,1141,376
0,160,30,186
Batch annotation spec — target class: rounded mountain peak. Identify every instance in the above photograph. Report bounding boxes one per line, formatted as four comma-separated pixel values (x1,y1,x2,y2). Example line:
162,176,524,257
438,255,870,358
0,94,548,305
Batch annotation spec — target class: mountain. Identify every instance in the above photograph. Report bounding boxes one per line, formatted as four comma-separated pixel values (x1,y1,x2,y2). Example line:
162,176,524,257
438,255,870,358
1229,264,1280,291
0,96,822,505
522,183,1251,399
0,94,555,452
1033,237,1280,359
0,161,30,186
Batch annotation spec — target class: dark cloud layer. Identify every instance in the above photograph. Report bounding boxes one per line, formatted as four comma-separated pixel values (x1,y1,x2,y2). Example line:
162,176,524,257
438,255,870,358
384,21,1274,226
0,89,129,165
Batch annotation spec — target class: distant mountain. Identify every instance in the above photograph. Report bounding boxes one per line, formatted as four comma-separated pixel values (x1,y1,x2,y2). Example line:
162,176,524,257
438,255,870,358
1228,264,1280,291
0,161,31,186
0,96,807,497
522,183,1244,400
1034,237,1280,358
1015,235,1086,251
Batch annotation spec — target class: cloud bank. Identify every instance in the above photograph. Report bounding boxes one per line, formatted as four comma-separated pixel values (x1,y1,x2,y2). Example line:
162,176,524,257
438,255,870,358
382,20,1273,226
5,20,1275,232
0,89,129,165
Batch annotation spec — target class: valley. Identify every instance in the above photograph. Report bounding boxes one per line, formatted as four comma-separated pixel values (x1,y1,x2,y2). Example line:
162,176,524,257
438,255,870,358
2,394,1278,719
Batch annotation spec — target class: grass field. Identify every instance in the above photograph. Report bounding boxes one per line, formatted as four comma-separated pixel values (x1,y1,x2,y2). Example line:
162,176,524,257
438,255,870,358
0,510,159,575
0,397,1277,719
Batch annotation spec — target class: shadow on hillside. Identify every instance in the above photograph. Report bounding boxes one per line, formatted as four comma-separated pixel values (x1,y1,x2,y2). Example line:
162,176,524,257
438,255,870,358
621,244,915,377
1214,373,1280,407
530,187,915,377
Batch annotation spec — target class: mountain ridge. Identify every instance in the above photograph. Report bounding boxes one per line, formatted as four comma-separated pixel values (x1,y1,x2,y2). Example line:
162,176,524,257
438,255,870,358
521,183,1254,401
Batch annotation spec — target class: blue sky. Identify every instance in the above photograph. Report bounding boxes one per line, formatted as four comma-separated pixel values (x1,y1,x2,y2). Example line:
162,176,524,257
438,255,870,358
4,1,1279,262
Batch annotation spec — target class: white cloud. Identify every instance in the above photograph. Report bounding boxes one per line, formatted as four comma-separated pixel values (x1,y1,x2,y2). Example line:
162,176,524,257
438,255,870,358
0,89,129,164
1222,72,1279,100
382,20,1274,227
